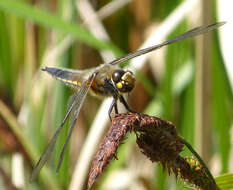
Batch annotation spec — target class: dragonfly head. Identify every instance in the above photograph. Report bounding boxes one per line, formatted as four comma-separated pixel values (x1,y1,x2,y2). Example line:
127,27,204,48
112,69,135,93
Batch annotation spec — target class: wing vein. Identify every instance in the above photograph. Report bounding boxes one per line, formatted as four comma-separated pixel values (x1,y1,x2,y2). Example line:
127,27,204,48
108,22,225,65
56,73,96,172
30,73,95,181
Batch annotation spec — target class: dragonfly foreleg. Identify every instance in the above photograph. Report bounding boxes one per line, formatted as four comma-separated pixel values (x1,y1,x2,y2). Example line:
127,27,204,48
119,95,135,113
108,97,119,121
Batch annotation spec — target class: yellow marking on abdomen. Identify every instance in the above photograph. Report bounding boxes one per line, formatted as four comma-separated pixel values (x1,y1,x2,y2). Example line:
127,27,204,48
56,77,82,86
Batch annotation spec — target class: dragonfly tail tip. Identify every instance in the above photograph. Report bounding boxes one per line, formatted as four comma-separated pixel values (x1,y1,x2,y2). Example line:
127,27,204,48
41,67,47,71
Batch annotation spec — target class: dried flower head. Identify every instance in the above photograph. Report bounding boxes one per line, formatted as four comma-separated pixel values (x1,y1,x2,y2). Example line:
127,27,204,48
88,112,219,190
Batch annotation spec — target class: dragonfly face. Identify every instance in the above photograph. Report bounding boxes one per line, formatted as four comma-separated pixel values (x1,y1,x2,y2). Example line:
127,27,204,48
112,69,135,93
31,22,225,181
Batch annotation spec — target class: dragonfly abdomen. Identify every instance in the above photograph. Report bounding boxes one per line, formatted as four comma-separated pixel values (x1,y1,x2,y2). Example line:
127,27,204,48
42,67,82,87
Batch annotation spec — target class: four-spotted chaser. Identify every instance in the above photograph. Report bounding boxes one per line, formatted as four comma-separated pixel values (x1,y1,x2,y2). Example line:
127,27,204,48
31,22,225,180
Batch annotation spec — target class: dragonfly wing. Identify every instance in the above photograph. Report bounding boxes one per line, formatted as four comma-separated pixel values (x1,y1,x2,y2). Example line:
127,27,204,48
30,73,96,181
56,73,96,172
30,89,78,181
108,22,225,65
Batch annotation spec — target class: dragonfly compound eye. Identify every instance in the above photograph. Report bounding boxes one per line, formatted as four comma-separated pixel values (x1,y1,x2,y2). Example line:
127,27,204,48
112,69,125,83
112,70,135,93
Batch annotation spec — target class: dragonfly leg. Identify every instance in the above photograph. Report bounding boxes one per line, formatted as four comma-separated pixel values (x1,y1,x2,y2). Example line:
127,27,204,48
104,78,120,120
108,97,118,121
114,101,119,114
104,78,134,119
119,95,135,113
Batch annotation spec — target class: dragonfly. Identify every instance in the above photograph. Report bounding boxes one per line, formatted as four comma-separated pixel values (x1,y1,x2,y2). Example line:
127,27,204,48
30,22,225,181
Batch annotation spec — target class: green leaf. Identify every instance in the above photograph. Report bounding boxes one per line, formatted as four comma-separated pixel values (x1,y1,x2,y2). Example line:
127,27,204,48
211,33,232,173
215,173,233,190
0,0,122,54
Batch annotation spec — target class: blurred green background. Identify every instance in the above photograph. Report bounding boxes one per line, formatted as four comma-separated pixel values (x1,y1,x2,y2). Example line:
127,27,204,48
0,0,232,190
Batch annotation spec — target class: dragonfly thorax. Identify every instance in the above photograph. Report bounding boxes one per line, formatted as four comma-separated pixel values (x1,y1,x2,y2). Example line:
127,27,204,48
112,69,135,93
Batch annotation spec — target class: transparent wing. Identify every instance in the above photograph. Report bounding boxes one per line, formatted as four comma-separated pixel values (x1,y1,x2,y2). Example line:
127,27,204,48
30,73,96,181
56,73,96,172
108,22,225,65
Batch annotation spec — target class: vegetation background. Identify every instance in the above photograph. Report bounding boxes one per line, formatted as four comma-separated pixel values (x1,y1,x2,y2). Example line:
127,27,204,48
0,0,232,189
